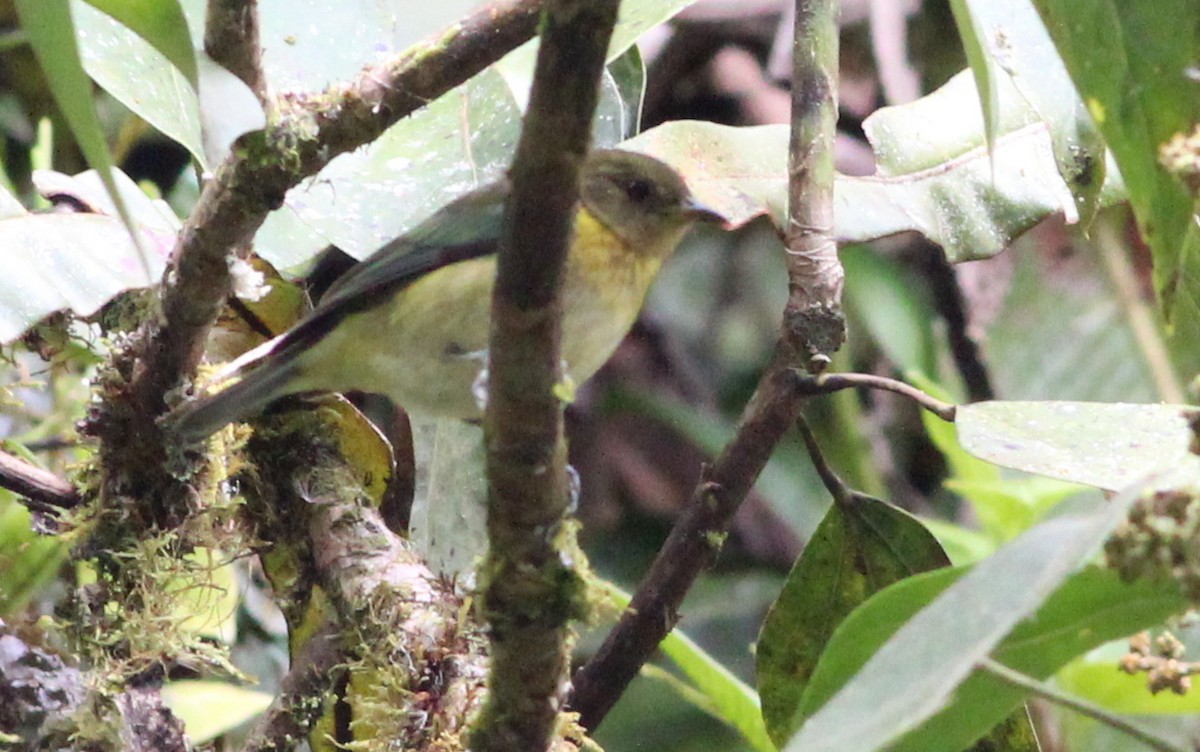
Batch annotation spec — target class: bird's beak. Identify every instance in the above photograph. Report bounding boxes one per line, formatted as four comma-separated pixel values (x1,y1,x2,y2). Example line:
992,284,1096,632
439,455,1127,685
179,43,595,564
682,195,725,225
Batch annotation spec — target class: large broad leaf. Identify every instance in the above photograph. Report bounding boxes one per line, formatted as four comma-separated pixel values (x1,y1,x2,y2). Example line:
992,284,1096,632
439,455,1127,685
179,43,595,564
1032,0,1200,324
408,417,488,579
756,493,951,747
81,0,197,85
621,67,1126,263
72,0,266,171
254,24,658,270
957,401,1193,491
254,67,522,269
979,222,1189,405
70,0,683,271
782,469,1174,752
0,169,176,343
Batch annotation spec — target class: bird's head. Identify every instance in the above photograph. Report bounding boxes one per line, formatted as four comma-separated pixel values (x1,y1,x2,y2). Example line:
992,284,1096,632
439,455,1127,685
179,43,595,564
580,150,722,255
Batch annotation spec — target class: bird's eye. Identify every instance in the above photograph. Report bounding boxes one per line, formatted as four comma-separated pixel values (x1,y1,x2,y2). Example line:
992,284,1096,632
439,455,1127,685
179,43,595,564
623,179,654,203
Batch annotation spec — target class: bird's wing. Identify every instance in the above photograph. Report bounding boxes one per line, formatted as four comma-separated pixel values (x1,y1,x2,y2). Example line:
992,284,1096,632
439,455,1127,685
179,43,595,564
169,181,510,440
267,180,509,359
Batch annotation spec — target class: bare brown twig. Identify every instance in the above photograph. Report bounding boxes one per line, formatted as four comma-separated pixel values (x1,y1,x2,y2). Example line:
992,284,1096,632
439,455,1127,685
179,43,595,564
0,448,78,512
205,0,267,102
797,372,958,421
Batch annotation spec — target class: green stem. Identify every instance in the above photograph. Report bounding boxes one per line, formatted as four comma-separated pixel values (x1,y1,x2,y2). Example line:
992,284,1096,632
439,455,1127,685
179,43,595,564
978,657,1188,752
785,0,845,369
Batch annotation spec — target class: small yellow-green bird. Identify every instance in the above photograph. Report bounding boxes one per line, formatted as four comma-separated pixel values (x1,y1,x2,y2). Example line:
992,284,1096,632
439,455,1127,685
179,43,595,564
170,150,720,440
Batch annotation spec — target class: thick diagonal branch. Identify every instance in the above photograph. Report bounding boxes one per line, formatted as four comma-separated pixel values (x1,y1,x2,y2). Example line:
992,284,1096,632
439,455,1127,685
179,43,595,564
569,356,805,728
242,415,494,750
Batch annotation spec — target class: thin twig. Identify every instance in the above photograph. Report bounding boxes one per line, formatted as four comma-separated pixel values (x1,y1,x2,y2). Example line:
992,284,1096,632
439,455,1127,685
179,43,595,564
978,657,1189,752
569,357,806,729
797,372,958,421
205,0,267,103
476,0,620,748
0,448,78,511
795,413,848,503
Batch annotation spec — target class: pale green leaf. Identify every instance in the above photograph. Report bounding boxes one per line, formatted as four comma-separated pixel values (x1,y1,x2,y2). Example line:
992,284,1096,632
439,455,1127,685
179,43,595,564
162,680,273,743
82,0,197,84
957,401,1193,491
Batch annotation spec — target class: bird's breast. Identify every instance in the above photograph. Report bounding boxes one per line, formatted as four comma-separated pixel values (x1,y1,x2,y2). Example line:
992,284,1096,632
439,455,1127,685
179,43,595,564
560,211,663,384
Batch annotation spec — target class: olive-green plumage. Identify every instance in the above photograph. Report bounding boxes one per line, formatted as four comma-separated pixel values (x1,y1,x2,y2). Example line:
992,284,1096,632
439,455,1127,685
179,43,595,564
170,150,718,441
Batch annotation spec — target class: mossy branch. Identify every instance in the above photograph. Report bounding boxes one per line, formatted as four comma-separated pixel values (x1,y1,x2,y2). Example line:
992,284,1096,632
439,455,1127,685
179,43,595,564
476,0,620,749
242,413,495,750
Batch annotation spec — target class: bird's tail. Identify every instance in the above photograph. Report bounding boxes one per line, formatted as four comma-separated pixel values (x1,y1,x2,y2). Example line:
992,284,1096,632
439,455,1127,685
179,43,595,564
166,356,302,442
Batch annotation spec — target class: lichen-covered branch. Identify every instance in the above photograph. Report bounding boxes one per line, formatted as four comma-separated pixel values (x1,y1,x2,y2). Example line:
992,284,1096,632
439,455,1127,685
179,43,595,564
239,624,344,752
242,414,496,750
785,0,843,369
569,354,805,729
0,620,187,752
476,0,620,749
